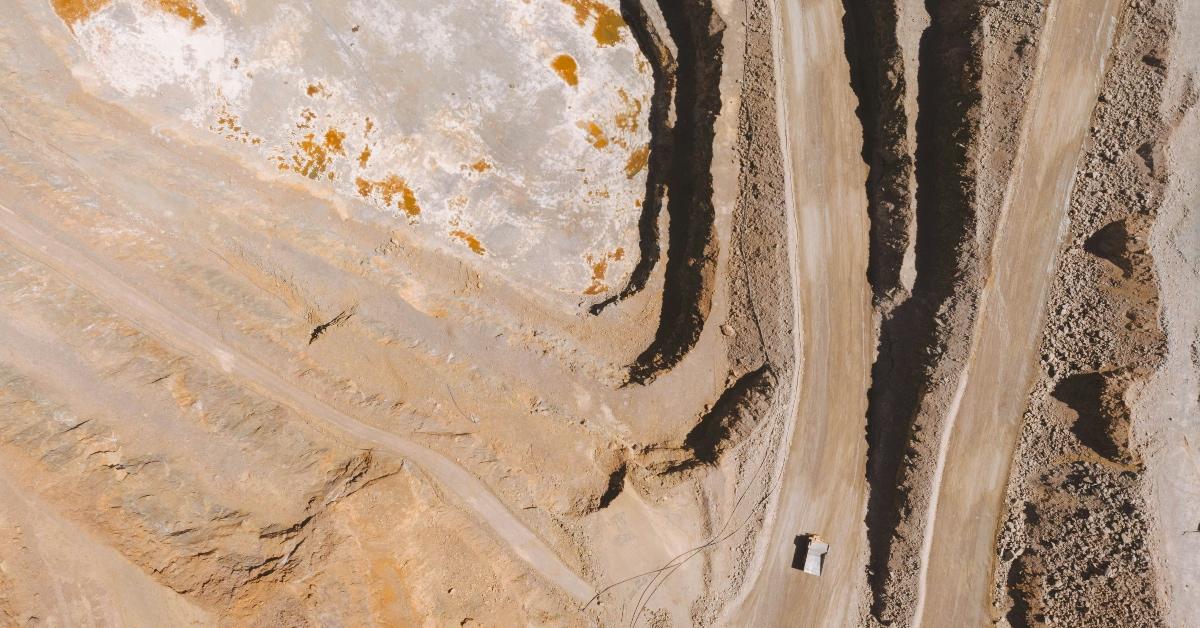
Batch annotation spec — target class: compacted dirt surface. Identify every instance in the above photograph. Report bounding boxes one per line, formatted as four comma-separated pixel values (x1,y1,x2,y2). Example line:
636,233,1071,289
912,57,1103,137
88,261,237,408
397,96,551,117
0,0,1197,626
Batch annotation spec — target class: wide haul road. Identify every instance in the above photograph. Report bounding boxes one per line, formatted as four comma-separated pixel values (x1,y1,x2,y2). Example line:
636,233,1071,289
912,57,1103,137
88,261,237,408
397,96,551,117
912,1,1121,625
724,0,874,625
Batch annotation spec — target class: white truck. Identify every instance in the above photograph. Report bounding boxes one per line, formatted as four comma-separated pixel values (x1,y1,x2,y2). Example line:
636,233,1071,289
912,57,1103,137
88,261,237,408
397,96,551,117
792,534,829,576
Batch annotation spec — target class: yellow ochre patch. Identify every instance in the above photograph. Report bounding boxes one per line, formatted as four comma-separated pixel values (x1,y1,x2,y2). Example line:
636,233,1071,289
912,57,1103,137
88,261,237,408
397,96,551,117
583,248,625,295
614,88,643,134
579,121,609,149
560,0,625,47
154,0,206,29
50,0,110,26
356,175,422,217
450,230,486,255
550,54,579,87
211,105,261,145
282,128,345,180
624,144,650,178
54,0,208,30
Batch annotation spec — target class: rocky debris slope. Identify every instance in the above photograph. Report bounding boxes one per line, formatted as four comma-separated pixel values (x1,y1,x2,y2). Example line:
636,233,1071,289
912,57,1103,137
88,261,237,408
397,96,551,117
994,1,1181,625
844,0,1190,625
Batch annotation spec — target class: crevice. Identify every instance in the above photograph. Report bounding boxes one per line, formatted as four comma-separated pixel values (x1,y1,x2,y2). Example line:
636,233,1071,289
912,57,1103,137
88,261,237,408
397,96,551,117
308,307,355,345
840,0,917,309
624,0,725,385
590,0,676,313
596,462,627,509
860,0,984,619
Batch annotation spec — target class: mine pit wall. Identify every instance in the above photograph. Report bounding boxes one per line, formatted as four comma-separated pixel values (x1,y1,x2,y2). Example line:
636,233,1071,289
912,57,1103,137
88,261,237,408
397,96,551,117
852,0,1052,624
857,0,991,622
625,0,726,384
593,0,677,312
631,0,790,453
840,0,925,313
0,0,787,623
992,0,1180,625
605,0,800,622
686,0,798,619
581,0,730,385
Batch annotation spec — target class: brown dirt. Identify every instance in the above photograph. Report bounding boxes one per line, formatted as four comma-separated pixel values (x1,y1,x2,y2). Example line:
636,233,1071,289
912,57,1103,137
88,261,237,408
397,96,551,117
2,0,1197,625
992,1,1178,625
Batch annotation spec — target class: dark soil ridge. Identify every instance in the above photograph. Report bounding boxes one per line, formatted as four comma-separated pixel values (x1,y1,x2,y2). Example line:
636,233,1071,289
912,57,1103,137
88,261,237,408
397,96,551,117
840,0,917,311
591,0,677,314
610,0,726,386
850,0,989,620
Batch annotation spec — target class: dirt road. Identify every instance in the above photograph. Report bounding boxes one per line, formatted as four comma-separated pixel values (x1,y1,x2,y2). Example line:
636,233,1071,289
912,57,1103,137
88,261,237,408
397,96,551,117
911,1,1121,625
724,0,874,624
0,202,595,605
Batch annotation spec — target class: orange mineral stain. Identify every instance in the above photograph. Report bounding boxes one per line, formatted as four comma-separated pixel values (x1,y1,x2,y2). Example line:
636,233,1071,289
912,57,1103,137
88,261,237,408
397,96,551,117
624,144,650,178
583,259,608,295
582,248,625,295
52,0,205,30
357,145,371,167
579,121,609,149
212,105,255,143
356,175,422,217
355,177,372,197
50,0,111,27
306,83,329,97
297,108,317,129
288,127,345,180
469,160,492,173
154,0,206,29
550,54,579,87
218,112,241,131
324,128,346,153
560,0,625,46
450,230,486,255
615,89,643,133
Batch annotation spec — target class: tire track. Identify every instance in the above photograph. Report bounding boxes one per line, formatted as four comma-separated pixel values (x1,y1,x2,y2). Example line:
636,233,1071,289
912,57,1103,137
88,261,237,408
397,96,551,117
0,202,595,604
911,1,1121,624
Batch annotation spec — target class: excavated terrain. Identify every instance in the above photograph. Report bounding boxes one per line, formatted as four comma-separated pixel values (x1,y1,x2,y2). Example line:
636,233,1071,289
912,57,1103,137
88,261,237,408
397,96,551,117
0,0,1197,626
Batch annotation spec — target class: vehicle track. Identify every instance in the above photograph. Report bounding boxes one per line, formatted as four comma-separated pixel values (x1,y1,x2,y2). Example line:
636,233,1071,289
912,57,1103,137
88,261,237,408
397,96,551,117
0,202,596,605
911,1,1121,624
723,0,874,624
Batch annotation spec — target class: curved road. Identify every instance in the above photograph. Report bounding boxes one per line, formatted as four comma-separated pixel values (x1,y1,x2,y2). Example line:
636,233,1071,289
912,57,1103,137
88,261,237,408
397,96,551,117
0,202,595,605
727,0,1118,625
912,1,1120,625
725,0,874,625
